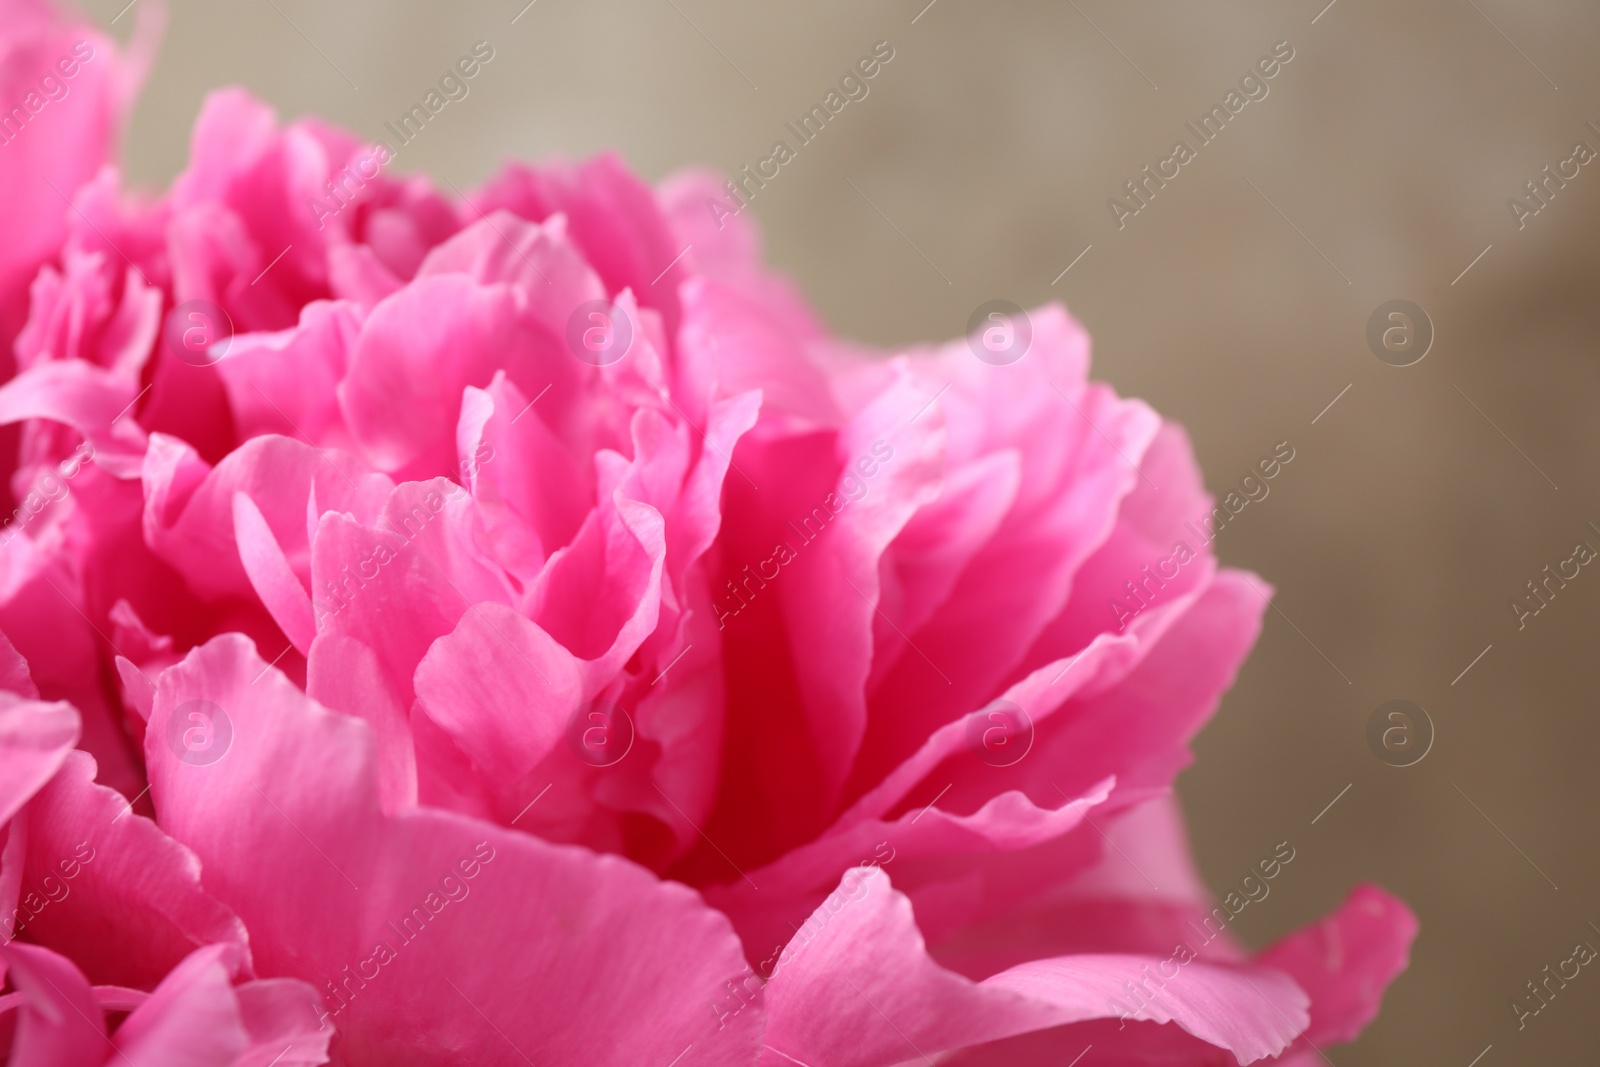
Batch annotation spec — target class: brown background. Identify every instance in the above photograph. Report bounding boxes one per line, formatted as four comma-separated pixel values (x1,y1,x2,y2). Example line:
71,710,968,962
99,0,1600,1062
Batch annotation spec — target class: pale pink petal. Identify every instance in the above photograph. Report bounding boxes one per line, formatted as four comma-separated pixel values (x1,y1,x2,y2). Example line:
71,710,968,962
233,493,314,655
231,977,333,1066
0,691,77,826
112,944,251,1066
0,943,105,1067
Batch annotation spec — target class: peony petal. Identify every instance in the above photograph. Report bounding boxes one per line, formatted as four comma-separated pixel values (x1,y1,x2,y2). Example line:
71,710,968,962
699,368,944,872
305,632,417,813
415,209,606,330
870,449,1021,690
143,433,391,603
413,602,583,789
233,492,315,655
0,626,37,699
338,275,566,479
147,634,765,1066
1255,883,1418,1047
0,691,77,826
527,464,666,685
707,779,1116,970
471,154,687,328
761,868,1307,1067
855,341,1164,788
214,300,363,446
0,360,146,474
0,943,105,1067
307,479,513,710
231,977,333,1066
677,276,837,427
1020,421,1220,680
455,374,593,579
0,6,128,343
657,167,825,353
11,750,249,989
112,944,251,1066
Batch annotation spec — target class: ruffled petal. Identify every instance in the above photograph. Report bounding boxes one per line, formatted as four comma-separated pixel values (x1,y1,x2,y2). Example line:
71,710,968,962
761,868,1307,1067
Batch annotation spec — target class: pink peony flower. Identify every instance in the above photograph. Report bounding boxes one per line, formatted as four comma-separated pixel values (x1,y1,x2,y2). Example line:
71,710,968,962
0,9,1417,1064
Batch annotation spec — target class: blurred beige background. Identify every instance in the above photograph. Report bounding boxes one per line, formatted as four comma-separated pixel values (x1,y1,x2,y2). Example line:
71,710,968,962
95,0,1600,1062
